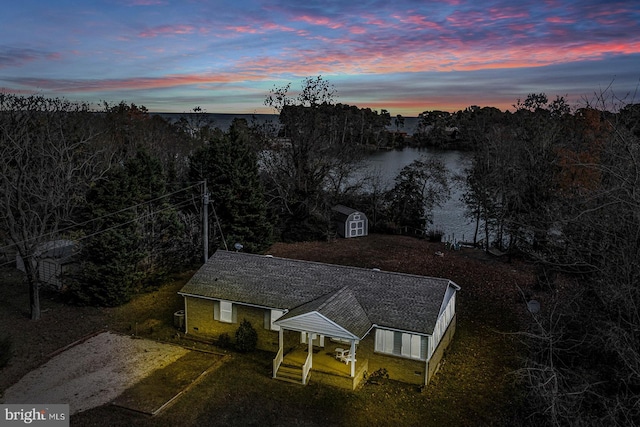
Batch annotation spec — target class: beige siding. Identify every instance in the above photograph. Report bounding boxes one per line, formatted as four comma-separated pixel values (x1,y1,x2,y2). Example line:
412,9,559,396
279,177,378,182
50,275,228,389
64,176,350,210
184,293,457,386
353,334,428,385
184,296,280,352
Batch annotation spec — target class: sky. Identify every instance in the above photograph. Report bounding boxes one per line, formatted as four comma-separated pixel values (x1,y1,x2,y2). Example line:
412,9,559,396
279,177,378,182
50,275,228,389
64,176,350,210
1,0,639,116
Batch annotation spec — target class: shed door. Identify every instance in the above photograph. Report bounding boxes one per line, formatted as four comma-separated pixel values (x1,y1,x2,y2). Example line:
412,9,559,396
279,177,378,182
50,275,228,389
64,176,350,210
349,220,365,237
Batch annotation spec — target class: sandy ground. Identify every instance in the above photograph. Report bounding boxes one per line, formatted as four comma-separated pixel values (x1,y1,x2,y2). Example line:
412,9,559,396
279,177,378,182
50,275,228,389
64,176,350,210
1,331,189,415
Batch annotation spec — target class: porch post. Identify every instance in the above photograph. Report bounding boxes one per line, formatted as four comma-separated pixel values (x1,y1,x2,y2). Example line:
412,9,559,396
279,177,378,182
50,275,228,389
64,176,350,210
350,340,356,377
308,332,313,369
279,328,283,353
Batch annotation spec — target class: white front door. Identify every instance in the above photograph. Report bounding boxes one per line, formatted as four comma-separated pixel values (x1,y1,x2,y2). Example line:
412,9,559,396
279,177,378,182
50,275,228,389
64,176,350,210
300,332,325,347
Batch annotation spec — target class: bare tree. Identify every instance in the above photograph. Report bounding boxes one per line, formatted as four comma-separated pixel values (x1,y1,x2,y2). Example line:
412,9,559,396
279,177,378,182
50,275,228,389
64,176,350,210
262,76,374,239
0,94,109,320
517,93,640,426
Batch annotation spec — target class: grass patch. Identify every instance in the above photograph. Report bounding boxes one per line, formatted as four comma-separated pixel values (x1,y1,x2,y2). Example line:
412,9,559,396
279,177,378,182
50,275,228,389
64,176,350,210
112,350,228,415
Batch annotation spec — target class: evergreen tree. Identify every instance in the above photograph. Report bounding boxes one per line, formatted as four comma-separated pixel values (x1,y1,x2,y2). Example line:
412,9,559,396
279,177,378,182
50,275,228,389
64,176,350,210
70,150,188,306
189,119,272,253
70,164,143,306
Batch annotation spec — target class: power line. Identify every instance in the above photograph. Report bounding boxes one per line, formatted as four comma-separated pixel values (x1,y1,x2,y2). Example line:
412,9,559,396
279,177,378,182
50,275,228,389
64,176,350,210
73,199,194,243
0,198,197,270
0,182,203,253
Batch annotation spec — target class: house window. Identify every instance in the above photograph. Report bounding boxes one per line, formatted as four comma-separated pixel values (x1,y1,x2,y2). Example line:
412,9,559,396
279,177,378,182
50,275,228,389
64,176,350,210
375,329,427,360
220,300,233,323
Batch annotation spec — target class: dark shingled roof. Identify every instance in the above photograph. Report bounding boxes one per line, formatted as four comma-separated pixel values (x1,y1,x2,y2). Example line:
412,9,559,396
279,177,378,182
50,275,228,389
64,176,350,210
278,287,373,338
179,250,458,336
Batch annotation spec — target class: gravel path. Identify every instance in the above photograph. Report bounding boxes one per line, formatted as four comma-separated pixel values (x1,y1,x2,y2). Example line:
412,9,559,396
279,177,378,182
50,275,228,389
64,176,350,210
1,331,189,415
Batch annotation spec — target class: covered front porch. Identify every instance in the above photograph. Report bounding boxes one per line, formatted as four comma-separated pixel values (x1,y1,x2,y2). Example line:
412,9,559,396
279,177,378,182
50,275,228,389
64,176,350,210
273,336,368,390
271,286,373,389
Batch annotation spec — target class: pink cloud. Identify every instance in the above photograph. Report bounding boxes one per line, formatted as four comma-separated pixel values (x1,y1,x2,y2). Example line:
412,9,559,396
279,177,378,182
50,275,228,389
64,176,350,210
295,15,343,30
446,10,488,28
263,22,296,32
545,16,575,24
400,14,445,31
7,72,269,94
486,7,529,21
138,25,196,38
225,21,296,35
0,48,63,69
225,25,261,34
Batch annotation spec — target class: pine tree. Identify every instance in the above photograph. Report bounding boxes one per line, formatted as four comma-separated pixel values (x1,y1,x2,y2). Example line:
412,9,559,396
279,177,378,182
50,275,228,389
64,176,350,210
189,119,272,253
70,150,187,306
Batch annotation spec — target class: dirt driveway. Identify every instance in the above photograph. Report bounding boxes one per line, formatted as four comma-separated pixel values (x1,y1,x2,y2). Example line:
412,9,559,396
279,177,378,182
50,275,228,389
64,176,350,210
0,331,189,415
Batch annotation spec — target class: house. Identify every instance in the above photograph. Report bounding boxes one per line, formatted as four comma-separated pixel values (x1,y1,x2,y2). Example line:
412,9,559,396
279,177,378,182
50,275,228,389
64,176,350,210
16,239,78,289
178,250,459,389
332,205,368,238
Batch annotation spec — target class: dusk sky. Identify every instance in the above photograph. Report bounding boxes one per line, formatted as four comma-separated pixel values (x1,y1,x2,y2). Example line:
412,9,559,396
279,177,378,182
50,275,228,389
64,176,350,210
1,0,639,116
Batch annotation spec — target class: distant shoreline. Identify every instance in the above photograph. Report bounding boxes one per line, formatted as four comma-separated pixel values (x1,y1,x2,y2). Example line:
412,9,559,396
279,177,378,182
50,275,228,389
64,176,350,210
153,112,419,135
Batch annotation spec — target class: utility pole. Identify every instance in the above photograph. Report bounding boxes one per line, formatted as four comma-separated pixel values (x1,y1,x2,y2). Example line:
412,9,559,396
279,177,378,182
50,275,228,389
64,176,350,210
203,179,209,263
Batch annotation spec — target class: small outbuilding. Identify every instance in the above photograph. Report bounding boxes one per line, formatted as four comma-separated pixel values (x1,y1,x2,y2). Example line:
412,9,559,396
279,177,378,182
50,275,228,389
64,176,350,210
332,205,368,238
16,239,78,289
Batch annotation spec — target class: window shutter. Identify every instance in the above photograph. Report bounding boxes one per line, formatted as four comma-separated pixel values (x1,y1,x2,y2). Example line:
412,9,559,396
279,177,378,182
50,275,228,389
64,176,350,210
270,310,284,331
411,335,421,359
220,300,233,323
401,333,411,357
375,329,383,352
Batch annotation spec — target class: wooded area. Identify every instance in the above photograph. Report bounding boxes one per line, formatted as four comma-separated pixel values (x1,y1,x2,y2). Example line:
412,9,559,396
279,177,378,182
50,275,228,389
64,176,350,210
2,80,640,425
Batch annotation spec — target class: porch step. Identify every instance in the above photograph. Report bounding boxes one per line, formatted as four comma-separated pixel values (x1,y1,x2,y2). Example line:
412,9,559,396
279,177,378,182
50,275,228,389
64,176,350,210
275,365,304,384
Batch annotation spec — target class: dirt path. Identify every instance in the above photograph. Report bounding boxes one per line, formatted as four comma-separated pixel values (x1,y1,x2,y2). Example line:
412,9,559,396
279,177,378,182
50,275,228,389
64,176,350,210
0,331,189,415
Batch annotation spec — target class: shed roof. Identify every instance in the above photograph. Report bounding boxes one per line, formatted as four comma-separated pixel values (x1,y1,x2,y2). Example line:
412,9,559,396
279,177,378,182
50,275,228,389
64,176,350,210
35,239,77,260
332,204,367,221
179,250,458,336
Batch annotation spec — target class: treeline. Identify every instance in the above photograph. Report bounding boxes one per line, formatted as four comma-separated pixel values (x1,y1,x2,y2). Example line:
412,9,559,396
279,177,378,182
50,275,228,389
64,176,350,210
2,79,434,314
462,93,640,426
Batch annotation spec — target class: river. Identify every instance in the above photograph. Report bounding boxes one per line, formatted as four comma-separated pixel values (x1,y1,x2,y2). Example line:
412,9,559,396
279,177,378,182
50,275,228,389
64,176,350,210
356,147,476,243
160,113,476,241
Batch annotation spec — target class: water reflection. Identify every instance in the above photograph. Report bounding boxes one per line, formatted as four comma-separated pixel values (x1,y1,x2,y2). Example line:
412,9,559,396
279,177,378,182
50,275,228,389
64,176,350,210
355,148,476,242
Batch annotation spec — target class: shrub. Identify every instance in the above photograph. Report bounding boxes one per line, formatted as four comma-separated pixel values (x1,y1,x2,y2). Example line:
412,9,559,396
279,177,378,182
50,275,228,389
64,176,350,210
365,367,389,384
0,335,13,369
217,333,232,349
235,319,258,353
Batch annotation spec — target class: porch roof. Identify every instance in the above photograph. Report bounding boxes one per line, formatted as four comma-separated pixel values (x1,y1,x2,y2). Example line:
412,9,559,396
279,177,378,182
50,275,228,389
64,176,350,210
275,287,372,339
179,250,457,335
